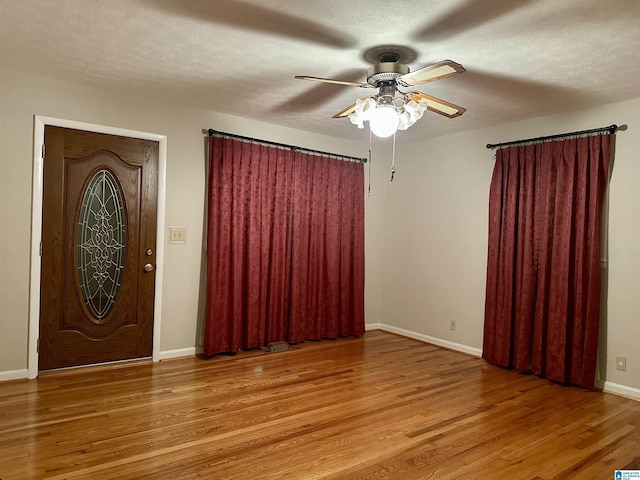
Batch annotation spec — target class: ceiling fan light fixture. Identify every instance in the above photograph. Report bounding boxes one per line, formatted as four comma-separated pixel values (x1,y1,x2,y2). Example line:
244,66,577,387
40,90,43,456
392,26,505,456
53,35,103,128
348,97,377,128
398,99,428,130
369,105,400,138
348,96,431,135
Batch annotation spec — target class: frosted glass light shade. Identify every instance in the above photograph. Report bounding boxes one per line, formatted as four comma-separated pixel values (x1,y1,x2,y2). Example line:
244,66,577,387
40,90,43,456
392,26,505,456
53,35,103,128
369,106,399,138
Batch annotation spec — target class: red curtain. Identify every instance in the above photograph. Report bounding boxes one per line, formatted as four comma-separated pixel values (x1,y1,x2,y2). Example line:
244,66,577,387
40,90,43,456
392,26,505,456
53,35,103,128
288,154,365,343
204,138,365,356
483,135,610,388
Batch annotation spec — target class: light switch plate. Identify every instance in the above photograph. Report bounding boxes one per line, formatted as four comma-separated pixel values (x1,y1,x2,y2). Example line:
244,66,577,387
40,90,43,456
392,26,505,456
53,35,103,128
169,227,186,244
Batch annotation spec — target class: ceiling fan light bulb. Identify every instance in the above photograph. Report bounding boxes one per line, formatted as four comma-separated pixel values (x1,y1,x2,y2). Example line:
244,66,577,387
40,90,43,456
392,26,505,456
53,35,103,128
369,106,399,138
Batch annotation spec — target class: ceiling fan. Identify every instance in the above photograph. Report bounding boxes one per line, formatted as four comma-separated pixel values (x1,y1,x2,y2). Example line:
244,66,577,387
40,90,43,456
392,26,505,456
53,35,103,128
295,51,467,137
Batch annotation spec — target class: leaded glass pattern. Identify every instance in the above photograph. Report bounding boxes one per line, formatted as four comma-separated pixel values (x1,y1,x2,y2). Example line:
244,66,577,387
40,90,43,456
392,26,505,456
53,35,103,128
77,169,127,320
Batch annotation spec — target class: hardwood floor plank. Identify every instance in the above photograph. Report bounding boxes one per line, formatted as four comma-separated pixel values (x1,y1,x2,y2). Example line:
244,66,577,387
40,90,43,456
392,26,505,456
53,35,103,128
1,331,639,479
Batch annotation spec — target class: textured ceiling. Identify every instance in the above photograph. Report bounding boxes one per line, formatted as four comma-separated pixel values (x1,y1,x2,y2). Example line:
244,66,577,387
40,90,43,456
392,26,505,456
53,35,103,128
1,0,640,142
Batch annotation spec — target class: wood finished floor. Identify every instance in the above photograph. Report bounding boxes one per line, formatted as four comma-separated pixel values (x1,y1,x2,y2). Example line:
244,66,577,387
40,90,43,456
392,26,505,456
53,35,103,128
1,330,639,479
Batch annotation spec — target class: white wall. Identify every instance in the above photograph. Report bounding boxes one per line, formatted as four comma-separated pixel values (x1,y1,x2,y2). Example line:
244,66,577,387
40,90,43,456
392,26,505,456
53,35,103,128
0,68,378,377
2,66,639,398
379,127,490,353
380,98,640,396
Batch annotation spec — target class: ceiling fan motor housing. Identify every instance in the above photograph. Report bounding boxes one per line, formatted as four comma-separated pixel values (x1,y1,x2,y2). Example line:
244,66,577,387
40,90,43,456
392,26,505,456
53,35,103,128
367,62,410,86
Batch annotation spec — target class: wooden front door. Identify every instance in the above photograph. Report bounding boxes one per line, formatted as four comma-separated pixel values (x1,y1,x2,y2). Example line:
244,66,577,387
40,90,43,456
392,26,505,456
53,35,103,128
39,126,158,371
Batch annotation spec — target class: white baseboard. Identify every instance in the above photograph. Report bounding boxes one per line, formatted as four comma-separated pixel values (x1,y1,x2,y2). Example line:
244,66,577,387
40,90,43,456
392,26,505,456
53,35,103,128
369,323,483,357
0,369,29,382
604,381,640,401
158,347,198,361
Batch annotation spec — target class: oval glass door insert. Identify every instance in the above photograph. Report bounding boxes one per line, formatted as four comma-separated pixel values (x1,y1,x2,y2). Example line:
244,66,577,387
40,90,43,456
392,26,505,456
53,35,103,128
76,169,127,321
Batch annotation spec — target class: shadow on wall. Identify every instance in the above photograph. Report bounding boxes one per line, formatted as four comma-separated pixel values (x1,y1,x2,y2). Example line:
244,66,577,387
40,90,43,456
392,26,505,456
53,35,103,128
595,135,617,389
194,135,209,354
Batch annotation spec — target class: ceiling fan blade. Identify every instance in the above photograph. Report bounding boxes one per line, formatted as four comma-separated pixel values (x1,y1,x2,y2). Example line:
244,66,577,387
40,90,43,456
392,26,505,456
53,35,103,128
274,70,367,113
396,60,466,87
295,76,374,88
333,103,357,118
407,92,466,118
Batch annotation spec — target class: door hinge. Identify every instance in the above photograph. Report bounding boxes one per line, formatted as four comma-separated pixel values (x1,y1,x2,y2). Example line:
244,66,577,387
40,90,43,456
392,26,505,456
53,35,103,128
39,242,42,256
37,338,40,353
41,144,45,159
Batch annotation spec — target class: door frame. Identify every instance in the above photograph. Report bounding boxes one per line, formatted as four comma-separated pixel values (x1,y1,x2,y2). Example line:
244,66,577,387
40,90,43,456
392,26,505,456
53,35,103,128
28,115,167,379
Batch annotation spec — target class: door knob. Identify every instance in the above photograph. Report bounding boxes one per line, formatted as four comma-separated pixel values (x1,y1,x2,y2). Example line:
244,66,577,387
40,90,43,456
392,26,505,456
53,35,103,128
144,263,154,272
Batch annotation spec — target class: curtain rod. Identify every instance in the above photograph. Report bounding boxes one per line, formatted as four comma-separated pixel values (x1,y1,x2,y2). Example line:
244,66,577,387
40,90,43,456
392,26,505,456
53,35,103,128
207,129,367,163
486,124,618,150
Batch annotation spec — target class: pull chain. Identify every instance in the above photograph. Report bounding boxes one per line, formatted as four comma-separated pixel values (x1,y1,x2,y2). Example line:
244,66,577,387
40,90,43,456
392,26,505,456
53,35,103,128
368,128,372,197
390,130,397,182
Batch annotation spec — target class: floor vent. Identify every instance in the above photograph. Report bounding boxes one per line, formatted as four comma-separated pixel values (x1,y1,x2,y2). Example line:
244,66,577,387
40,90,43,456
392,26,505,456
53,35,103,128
265,341,291,353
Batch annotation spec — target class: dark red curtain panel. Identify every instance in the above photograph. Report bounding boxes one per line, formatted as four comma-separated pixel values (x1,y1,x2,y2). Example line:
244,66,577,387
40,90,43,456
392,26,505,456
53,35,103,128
483,134,610,388
289,154,365,343
204,138,365,356
204,138,295,355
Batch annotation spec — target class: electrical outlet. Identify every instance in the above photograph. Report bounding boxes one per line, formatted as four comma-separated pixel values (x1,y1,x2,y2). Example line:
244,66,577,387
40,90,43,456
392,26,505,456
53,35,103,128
616,356,627,372
450,320,456,331
169,227,187,244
